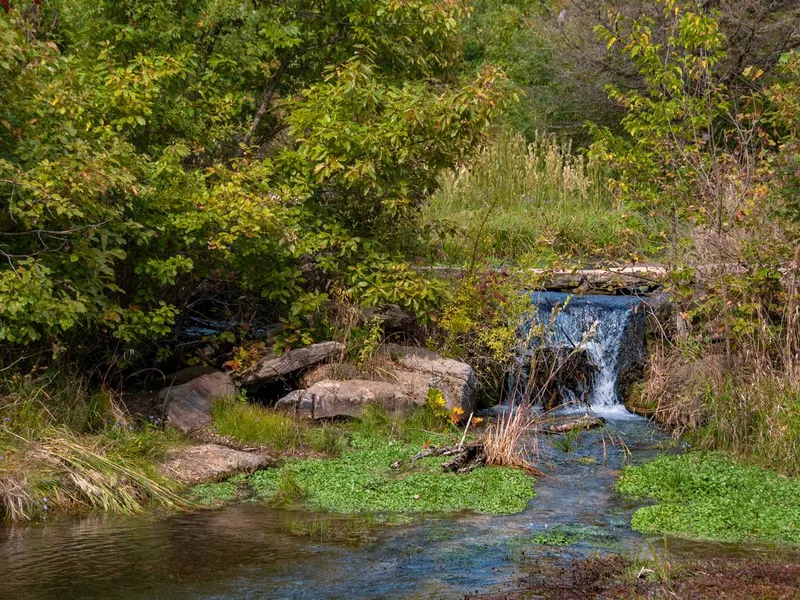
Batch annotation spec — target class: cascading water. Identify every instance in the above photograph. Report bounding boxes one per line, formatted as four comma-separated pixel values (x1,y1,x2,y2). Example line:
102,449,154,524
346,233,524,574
512,292,646,415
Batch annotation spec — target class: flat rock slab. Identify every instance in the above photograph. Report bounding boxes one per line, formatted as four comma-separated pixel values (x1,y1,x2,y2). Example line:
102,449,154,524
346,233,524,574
162,444,273,485
278,379,423,419
237,341,344,385
158,371,236,433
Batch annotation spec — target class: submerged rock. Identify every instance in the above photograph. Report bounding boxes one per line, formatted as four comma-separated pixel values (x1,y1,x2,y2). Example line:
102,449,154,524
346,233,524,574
237,341,344,385
158,371,236,432
162,444,273,485
277,379,423,419
540,414,605,434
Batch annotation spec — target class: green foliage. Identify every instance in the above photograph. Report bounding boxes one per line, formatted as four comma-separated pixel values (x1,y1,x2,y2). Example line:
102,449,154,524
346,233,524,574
268,469,308,508
522,524,613,547
0,0,506,353
619,453,800,543
189,482,239,508
212,397,300,451
304,424,348,457
553,429,583,453
256,432,534,515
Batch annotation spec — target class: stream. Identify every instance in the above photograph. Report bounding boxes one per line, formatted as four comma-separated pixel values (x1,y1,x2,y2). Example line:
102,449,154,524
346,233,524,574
0,414,759,600
0,293,775,598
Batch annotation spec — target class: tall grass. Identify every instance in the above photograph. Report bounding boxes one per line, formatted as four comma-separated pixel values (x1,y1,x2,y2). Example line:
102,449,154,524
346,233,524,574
0,375,186,521
212,397,348,455
212,397,303,450
637,258,800,475
426,131,647,264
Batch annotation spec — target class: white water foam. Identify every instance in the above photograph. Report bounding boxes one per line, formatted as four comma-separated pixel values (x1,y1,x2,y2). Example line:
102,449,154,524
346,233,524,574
518,292,644,415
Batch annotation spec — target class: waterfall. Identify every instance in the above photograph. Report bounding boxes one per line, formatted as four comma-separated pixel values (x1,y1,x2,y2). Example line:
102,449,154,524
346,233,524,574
512,292,645,416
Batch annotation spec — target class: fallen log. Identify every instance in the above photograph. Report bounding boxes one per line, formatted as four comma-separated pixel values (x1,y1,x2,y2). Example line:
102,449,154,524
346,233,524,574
540,414,605,434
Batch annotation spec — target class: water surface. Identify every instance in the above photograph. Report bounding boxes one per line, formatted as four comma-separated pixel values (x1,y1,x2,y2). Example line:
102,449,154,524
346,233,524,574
0,416,683,600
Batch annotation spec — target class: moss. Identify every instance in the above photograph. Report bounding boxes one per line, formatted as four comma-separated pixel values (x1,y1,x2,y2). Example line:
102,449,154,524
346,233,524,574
247,433,534,515
618,452,800,543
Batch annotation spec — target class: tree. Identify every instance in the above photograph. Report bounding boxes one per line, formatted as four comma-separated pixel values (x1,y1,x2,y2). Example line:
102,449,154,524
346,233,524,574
0,1,508,351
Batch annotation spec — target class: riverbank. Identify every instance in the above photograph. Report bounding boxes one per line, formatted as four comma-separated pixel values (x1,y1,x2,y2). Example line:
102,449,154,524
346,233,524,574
467,554,800,600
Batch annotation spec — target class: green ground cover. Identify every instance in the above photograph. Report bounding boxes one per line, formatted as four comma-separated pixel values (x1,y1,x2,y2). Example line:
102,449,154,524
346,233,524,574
191,431,535,515
618,453,800,543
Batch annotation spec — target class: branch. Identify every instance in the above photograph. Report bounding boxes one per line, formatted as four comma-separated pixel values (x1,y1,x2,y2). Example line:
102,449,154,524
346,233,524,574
240,57,291,149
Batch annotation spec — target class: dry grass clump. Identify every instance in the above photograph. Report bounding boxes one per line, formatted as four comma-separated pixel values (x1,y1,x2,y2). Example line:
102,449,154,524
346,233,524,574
0,430,187,521
482,403,541,474
0,374,187,521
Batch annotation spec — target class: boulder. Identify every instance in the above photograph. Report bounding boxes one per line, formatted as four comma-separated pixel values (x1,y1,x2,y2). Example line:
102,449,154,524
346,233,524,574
162,444,273,485
157,371,236,432
362,304,415,331
277,379,423,419
642,292,678,339
380,344,477,412
237,341,344,385
150,365,218,390
300,363,361,388
301,350,477,413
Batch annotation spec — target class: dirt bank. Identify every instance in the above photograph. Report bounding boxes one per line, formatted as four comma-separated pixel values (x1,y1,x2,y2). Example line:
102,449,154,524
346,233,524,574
466,555,800,600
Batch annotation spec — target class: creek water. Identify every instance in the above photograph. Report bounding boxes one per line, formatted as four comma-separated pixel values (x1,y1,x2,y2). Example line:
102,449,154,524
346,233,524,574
0,415,751,600
0,295,768,599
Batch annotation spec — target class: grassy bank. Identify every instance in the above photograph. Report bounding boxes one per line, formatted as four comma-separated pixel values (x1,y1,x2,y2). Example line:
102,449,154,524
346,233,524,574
0,375,187,521
618,452,800,543
425,131,652,265
1,378,536,521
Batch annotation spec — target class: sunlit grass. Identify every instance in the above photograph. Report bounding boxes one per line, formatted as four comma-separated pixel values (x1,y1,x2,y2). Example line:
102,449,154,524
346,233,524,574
425,130,654,265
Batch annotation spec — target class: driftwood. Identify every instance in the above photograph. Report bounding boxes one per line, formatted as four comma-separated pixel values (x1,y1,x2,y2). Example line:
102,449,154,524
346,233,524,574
394,441,488,474
540,415,605,434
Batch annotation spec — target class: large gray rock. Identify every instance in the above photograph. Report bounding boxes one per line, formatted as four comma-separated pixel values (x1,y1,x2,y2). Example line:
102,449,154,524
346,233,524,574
150,365,218,390
300,348,477,414
237,341,344,385
157,371,236,432
277,380,422,419
162,444,273,485
642,292,678,339
362,304,415,330
380,344,477,412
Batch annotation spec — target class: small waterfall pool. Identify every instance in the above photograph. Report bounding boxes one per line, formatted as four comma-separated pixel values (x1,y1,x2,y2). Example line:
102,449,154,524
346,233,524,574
513,292,646,418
